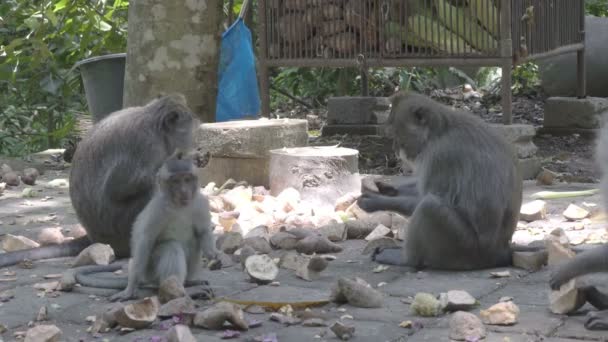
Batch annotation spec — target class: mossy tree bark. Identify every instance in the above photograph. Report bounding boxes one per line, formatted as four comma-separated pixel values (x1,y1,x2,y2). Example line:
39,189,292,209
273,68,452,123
123,0,224,122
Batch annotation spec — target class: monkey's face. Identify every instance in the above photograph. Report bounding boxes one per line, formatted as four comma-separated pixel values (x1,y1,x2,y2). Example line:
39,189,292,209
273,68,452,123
166,173,198,207
387,96,431,161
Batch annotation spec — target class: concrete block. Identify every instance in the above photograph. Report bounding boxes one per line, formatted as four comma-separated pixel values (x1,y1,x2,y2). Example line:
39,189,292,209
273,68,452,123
196,119,309,159
321,124,385,136
519,157,542,180
195,119,309,187
327,97,390,125
198,157,269,188
544,96,608,129
491,124,538,159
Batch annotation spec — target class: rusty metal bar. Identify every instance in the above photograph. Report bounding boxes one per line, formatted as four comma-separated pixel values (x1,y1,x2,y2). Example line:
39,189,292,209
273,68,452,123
524,43,584,62
266,57,508,68
500,0,513,125
258,0,270,117
577,0,586,98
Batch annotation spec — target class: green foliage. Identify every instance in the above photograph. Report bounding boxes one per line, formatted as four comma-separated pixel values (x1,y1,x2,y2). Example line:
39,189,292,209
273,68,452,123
511,62,540,96
586,0,608,17
0,0,128,156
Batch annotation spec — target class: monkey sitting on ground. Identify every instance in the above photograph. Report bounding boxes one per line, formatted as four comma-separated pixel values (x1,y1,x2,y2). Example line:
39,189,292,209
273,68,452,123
0,94,198,268
74,150,219,301
549,122,608,330
357,91,523,271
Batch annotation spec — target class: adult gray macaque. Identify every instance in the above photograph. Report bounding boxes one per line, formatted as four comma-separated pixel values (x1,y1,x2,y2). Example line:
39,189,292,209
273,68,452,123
0,94,196,267
357,91,523,271
549,122,608,330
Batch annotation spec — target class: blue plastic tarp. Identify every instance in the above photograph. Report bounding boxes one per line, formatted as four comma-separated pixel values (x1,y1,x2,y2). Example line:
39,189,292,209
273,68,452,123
216,17,261,122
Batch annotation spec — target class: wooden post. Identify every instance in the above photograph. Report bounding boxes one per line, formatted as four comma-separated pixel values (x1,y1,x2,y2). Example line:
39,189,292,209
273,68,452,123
499,0,513,125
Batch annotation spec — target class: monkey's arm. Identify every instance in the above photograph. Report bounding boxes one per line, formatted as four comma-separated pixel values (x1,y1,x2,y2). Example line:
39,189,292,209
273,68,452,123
357,192,420,216
550,244,608,290
104,152,163,202
193,200,219,260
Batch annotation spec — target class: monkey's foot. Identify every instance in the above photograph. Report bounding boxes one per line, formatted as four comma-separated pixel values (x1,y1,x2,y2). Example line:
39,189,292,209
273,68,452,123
585,310,608,330
188,285,215,300
109,288,136,302
372,247,406,266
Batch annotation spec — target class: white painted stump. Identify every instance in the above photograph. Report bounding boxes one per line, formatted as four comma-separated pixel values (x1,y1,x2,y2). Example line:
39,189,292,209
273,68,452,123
196,119,308,187
269,146,360,207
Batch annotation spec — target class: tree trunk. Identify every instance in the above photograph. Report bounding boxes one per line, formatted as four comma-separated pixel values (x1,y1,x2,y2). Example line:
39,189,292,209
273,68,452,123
123,0,224,122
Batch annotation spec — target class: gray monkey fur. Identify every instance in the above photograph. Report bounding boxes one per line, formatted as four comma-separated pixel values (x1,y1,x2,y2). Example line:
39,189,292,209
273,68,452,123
0,94,197,269
549,122,608,330
76,151,218,301
357,91,523,270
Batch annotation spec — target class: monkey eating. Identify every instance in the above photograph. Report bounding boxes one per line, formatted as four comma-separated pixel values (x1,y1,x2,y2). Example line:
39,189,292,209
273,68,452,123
357,91,523,271
74,150,219,301
0,94,198,268
549,122,608,330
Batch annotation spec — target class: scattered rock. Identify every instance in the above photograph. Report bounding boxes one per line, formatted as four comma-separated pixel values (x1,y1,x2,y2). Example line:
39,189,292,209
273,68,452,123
22,187,36,198
1,234,40,251
159,296,197,318
217,232,243,254
72,243,115,267
330,321,355,340
245,254,279,284
218,211,239,232
411,293,441,317
549,279,586,314
449,311,486,341
33,281,59,292
244,225,270,239
193,301,249,331
545,238,575,266
36,305,48,321
21,168,40,185
24,324,62,342
2,171,20,186
519,200,547,222
362,237,399,255
512,250,547,272
278,251,308,271
345,212,392,239
158,275,187,304
1,163,13,175
114,297,160,329
284,227,315,240
302,318,327,327
237,245,256,268
222,186,253,209
242,236,272,254
479,301,520,325
295,235,343,254
364,224,392,241
295,255,328,281
269,312,301,326
331,277,383,308
45,178,68,188
563,204,590,221
276,187,300,212
37,228,65,246
270,232,299,250
390,214,409,240
334,193,359,212
439,290,477,312
490,271,511,278
318,222,347,242
65,225,87,239
166,324,196,342
0,289,15,302
536,168,557,186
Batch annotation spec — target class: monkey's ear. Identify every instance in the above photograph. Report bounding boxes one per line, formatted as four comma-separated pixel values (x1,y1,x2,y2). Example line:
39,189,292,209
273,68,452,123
412,106,429,126
162,111,180,130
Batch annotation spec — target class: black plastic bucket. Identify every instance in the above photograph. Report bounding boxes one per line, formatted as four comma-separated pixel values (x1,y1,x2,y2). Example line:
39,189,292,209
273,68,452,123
74,53,126,123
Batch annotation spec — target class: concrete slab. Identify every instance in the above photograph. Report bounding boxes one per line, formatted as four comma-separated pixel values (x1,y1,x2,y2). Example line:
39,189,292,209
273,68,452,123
544,96,608,130
327,97,390,125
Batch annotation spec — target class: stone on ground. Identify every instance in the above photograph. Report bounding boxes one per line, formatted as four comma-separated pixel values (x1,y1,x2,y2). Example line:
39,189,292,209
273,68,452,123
449,311,486,341
519,200,547,222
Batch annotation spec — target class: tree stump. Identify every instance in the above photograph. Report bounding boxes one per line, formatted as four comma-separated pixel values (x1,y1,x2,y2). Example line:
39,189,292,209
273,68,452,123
196,119,308,188
269,146,359,208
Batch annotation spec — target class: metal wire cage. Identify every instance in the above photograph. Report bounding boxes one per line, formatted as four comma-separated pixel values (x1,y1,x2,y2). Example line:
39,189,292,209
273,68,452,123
257,0,586,124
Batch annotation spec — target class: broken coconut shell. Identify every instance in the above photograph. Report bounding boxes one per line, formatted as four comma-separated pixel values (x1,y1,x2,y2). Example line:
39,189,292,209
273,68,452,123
114,296,160,329
245,254,279,284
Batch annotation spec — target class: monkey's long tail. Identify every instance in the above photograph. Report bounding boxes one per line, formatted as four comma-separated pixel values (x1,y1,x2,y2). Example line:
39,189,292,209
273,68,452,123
0,236,91,268
73,263,129,289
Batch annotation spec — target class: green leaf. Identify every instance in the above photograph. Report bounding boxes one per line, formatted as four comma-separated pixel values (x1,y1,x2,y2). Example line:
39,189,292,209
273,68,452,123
45,8,58,26
53,0,69,12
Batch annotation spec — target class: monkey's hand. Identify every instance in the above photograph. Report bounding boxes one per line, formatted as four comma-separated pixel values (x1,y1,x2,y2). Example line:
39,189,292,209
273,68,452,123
356,192,384,213
109,288,137,302
549,269,570,290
